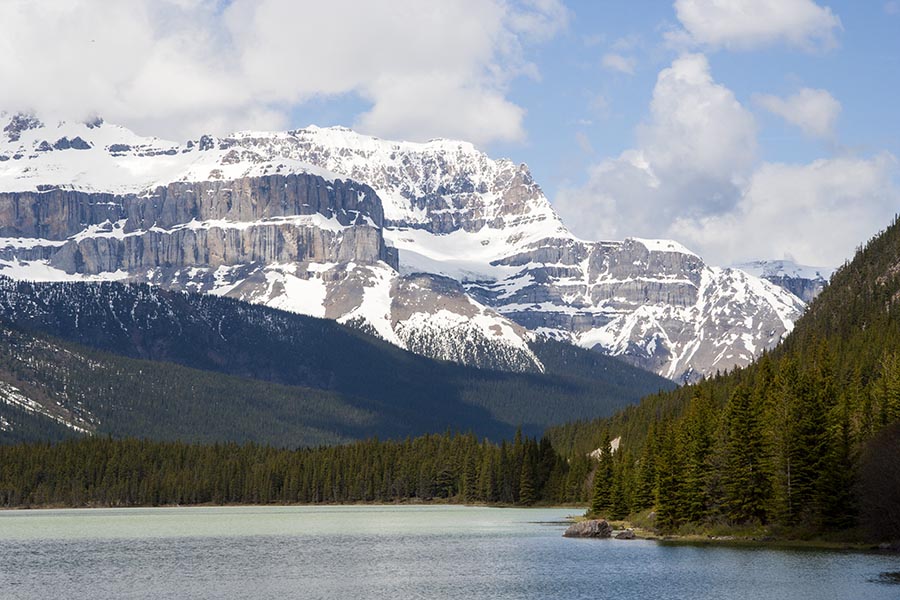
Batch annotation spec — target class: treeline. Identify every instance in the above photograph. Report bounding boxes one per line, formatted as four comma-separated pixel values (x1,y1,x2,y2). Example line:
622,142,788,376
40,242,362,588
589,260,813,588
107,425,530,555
551,215,900,540
0,431,593,508
582,350,900,535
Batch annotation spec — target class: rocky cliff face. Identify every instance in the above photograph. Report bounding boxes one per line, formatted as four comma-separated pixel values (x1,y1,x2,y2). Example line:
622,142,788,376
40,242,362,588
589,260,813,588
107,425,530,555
469,237,801,380
271,127,804,381
0,174,395,275
0,115,806,380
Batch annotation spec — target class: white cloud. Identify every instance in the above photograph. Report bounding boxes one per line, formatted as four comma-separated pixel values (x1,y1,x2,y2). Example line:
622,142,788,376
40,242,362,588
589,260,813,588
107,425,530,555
0,0,568,144
638,54,757,178
671,155,899,267
354,74,526,145
554,54,898,267
555,54,756,244
672,0,842,51
601,53,636,75
754,88,841,139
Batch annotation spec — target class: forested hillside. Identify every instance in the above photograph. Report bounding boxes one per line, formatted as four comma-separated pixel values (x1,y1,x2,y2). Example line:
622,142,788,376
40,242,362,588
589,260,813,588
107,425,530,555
0,278,672,446
548,216,900,540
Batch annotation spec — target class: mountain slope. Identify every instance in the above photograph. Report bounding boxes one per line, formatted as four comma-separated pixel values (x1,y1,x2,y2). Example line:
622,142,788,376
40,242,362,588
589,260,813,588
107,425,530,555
0,115,804,380
734,259,833,302
546,215,900,536
0,277,675,445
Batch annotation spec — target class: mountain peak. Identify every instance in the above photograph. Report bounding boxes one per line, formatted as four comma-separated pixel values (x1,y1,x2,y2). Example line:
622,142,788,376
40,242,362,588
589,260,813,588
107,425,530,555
0,117,805,381
733,259,834,303
628,237,700,258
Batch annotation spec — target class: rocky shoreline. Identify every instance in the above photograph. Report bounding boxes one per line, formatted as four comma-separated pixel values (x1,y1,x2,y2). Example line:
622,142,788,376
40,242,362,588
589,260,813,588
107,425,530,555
562,518,900,552
562,519,636,540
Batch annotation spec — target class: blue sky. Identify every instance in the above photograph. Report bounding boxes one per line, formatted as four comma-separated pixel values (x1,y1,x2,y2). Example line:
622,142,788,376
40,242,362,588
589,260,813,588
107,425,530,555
2,0,898,266
531,1,899,193
285,1,899,200
291,0,900,266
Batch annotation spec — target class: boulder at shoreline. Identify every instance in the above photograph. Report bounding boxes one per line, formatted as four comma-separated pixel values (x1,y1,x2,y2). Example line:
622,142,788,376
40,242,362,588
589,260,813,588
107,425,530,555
563,519,612,538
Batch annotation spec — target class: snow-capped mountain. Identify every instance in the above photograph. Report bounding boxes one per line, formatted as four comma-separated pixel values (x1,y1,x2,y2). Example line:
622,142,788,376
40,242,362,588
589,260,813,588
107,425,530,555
0,114,805,381
734,260,833,303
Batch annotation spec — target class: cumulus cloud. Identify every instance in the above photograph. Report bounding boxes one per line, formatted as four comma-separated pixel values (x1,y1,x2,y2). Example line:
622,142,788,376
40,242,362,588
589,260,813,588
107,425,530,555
601,53,636,75
671,0,842,51
754,88,841,139
670,155,899,267
554,54,756,243
637,54,757,179
0,0,568,144
554,54,898,267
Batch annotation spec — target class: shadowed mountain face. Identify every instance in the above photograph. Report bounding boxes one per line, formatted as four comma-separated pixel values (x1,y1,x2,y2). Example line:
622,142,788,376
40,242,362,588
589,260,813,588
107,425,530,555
0,276,675,445
0,116,804,381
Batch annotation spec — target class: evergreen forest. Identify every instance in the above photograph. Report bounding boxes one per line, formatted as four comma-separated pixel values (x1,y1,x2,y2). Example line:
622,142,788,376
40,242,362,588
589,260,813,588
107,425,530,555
0,431,593,508
548,216,900,541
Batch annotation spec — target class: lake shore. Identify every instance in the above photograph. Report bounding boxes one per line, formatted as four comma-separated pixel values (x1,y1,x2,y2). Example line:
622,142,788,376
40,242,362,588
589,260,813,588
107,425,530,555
567,509,900,553
594,517,900,553
0,499,587,512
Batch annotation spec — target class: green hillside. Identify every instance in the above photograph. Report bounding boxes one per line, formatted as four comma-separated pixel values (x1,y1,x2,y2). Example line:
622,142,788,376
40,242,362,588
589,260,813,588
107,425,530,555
547,216,900,541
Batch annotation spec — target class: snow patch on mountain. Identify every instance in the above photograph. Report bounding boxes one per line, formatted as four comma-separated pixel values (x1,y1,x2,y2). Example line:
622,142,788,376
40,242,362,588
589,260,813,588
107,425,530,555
735,259,833,282
0,258,131,283
0,115,807,380
0,380,91,434
0,117,338,194
734,259,833,303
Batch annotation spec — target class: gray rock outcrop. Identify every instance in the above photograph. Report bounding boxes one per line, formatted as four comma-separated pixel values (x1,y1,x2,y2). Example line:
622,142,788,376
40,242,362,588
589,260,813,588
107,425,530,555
0,173,398,274
563,519,613,538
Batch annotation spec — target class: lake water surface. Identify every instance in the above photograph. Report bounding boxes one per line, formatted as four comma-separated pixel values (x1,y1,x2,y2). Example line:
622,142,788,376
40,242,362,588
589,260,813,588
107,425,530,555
0,505,897,599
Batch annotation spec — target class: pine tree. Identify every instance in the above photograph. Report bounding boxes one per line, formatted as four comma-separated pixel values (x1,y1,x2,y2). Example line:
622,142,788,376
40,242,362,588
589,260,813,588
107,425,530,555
818,390,858,528
589,433,614,516
461,449,478,503
787,369,829,524
876,352,900,426
477,449,497,502
609,451,631,520
519,459,536,505
721,387,770,523
654,423,682,531
631,422,658,511
679,391,715,522
765,357,799,524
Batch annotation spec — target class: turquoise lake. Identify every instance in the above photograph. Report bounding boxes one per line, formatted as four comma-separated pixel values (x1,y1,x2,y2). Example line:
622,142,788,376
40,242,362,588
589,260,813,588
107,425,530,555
0,505,897,599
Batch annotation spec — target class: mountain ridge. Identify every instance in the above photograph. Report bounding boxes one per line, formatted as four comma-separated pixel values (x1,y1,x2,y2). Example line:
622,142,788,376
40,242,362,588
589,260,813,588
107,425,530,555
0,113,805,381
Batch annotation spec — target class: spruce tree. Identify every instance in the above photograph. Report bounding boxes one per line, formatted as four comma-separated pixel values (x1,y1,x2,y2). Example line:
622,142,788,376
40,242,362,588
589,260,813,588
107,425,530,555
654,423,683,531
589,433,614,516
721,387,770,523
519,459,537,505
609,452,631,520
